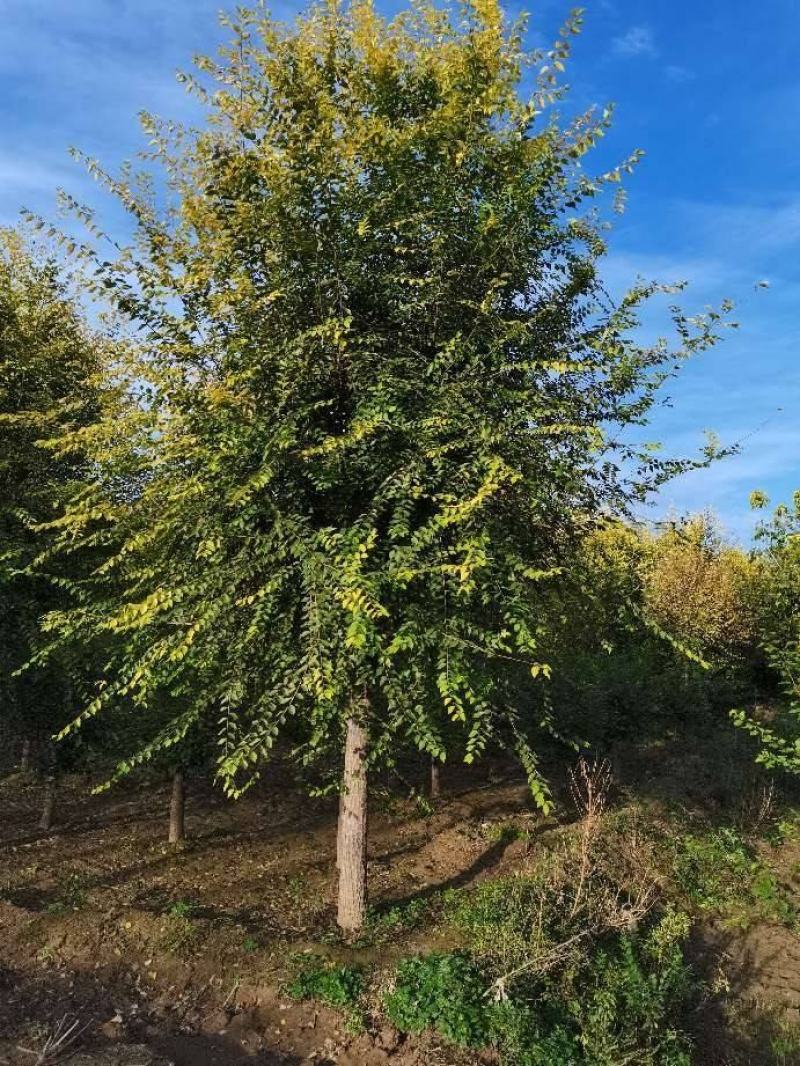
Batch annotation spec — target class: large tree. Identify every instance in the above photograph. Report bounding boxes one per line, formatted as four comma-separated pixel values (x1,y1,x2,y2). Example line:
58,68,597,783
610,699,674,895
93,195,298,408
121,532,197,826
40,0,727,930
0,228,100,799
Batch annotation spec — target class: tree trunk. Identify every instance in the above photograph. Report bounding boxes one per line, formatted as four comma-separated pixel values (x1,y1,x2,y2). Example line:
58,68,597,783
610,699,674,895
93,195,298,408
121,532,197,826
39,775,56,832
19,737,31,773
337,715,368,934
430,758,441,799
336,786,345,870
169,767,186,844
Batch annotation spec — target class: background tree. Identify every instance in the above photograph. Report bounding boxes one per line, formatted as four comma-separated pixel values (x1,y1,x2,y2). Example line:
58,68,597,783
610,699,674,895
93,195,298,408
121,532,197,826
546,515,759,750
732,492,800,772
644,514,757,667
40,0,729,931
0,227,100,823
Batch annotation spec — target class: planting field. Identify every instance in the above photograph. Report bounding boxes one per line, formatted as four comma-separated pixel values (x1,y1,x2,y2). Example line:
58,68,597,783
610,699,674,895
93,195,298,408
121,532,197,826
3,723,800,1065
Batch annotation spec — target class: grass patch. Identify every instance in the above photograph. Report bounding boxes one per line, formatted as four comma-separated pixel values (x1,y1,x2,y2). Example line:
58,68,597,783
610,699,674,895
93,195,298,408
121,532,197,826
672,826,796,928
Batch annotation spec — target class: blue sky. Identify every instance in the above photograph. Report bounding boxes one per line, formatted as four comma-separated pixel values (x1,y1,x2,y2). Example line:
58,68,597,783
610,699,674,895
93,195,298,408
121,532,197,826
1,0,797,542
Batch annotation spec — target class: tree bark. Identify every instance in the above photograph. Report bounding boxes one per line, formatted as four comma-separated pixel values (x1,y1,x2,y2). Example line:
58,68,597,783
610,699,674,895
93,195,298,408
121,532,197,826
430,758,441,799
336,786,345,870
19,737,31,773
337,714,368,934
39,775,56,832
169,767,186,844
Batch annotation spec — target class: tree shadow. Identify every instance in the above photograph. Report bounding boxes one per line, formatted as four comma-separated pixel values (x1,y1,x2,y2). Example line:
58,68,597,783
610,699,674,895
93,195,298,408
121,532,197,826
374,818,555,912
688,924,800,1065
150,1032,302,1066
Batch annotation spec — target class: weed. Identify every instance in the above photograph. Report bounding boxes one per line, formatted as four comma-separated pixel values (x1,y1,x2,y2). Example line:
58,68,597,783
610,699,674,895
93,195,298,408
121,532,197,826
361,896,435,944
383,911,694,1065
672,826,795,927
411,791,434,819
384,952,492,1048
286,874,306,906
767,806,800,846
481,821,530,846
45,873,88,914
286,958,364,1009
166,898,197,919
161,899,200,954
769,1016,800,1065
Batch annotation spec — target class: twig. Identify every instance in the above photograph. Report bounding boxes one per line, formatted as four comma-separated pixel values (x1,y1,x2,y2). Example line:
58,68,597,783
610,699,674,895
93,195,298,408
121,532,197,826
16,1013,92,1063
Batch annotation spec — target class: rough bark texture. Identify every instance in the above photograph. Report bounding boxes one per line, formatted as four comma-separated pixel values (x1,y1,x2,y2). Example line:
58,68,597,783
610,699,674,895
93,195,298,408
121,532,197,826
430,759,441,799
19,737,31,773
336,788,344,870
337,715,368,933
39,775,56,832
169,768,185,844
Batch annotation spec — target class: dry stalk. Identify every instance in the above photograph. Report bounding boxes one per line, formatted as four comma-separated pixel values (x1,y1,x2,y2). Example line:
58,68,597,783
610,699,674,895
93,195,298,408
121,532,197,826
568,757,612,920
737,779,775,834
16,1014,92,1063
490,759,658,1003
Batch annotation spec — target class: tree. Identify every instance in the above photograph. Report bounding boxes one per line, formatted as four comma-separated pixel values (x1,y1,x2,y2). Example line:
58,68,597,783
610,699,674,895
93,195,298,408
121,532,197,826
731,492,800,771
40,0,729,930
644,514,756,667
0,228,100,819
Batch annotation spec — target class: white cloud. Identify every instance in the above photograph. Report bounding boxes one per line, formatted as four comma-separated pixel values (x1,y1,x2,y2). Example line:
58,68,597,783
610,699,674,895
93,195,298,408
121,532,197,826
665,65,695,83
612,26,657,58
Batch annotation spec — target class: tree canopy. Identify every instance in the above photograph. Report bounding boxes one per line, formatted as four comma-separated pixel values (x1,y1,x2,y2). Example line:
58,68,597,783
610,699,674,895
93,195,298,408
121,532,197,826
38,0,729,814
0,228,101,755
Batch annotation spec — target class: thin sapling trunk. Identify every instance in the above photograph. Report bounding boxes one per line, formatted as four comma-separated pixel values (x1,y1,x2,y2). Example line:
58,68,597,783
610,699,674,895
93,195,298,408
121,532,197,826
337,714,368,934
40,774,57,832
169,767,186,844
430,758,441,799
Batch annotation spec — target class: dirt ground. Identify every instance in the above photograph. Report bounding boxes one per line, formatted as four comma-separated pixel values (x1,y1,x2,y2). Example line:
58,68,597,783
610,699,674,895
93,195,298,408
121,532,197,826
0,759,530,1065
1,737,800,1065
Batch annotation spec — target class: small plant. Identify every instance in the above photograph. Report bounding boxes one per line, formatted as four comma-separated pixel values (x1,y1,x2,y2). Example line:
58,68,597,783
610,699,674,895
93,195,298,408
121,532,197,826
384,952,492,1048
161,899,200,954
45,873,88,915
242,935,260,953
286,959,364,1009
166,898,197,919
